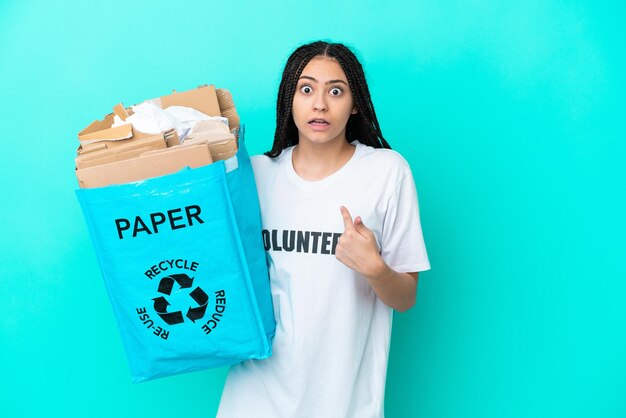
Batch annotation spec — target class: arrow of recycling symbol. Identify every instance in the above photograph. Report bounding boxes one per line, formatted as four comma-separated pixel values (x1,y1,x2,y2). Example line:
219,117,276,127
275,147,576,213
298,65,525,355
186,287,209,322
152,274,209,325
153,296,184,325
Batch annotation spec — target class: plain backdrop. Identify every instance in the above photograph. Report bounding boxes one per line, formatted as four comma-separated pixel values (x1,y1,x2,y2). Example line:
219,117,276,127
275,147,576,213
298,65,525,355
0,1,624,417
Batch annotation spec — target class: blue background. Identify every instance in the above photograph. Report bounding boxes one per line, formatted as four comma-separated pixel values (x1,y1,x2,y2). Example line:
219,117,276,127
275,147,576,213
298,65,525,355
0,1,624,417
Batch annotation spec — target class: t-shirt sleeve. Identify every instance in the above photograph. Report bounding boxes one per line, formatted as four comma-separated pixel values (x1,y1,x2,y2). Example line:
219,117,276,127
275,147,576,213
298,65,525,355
380,171,430,273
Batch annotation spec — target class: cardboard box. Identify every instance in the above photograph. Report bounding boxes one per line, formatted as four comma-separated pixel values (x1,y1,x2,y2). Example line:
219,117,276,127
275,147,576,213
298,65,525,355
76,143,214,188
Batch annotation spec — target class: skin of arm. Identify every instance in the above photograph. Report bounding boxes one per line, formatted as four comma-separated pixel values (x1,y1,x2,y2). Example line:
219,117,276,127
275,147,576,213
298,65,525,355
335,206,419,312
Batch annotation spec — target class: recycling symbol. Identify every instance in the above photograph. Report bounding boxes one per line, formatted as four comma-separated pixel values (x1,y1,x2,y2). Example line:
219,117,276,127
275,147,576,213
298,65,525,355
152,274,208,325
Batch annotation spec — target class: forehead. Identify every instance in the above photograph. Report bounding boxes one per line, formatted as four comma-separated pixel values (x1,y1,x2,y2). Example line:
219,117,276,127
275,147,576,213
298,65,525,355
299,56,348,82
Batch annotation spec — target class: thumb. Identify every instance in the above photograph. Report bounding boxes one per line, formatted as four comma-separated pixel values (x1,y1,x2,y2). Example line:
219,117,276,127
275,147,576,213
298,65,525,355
354,216,370,235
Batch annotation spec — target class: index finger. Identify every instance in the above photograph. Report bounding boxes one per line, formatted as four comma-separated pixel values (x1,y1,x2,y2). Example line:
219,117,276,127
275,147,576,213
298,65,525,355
339,206,354,230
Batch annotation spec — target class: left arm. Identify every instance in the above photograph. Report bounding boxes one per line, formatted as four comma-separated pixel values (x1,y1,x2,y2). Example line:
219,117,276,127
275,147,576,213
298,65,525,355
365,263,418,313
335,206,419,312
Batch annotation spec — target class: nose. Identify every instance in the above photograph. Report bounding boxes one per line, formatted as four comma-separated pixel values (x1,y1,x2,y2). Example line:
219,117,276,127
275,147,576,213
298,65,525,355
312,91,327,112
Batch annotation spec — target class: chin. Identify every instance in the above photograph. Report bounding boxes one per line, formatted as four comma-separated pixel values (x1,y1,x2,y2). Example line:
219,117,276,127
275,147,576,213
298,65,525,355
299,131,348,146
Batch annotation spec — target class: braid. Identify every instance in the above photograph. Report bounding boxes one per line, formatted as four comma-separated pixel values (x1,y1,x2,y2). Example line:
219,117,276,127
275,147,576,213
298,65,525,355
339,48,389,149
266,41,390,158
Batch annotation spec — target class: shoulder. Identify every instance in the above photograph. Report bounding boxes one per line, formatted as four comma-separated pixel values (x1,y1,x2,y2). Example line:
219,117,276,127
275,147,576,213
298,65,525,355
250,154,272,172
250,148,292,181
251,150,287,171
354,141,413,179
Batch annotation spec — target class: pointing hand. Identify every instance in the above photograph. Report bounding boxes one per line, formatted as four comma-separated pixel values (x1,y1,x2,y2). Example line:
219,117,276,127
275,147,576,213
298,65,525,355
335,206,384,277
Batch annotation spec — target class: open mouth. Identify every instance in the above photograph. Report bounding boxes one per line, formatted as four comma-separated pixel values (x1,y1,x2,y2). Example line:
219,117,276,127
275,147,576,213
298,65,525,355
308,118,330,126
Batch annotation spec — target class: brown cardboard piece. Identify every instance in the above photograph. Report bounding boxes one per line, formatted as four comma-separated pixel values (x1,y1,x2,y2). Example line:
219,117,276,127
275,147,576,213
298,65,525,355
216,88,240,131
78,129,179,155
76,134,168,169
184,120,234,144
76,144,214,188
208,139,239,161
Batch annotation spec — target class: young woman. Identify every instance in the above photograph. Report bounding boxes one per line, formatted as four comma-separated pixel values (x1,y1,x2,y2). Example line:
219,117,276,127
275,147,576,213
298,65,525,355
217,41,430,418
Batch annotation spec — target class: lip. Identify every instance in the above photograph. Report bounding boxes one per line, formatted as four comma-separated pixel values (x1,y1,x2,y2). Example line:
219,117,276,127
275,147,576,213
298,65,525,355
308,118,331,131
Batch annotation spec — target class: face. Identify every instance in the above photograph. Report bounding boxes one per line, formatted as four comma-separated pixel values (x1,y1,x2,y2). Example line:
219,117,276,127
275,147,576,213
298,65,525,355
291,56,356,147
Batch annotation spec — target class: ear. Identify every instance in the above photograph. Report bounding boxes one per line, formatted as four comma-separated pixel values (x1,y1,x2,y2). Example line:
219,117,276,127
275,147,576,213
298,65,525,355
351,107,358,114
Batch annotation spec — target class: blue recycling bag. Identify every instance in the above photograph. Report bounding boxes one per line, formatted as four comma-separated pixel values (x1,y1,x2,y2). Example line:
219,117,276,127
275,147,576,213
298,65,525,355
76,131,275,383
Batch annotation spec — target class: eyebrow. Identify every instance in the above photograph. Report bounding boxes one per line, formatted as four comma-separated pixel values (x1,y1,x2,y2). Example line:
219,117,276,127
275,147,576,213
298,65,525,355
298,76,349,86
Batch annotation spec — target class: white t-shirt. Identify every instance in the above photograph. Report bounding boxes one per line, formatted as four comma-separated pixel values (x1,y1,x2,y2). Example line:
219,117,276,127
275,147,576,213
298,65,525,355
217,141,430,418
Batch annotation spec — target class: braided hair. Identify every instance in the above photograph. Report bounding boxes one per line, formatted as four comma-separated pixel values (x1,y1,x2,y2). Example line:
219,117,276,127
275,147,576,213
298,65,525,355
266,41,391,157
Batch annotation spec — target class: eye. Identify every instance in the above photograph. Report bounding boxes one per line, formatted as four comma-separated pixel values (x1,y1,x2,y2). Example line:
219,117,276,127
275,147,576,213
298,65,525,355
300,85,313,94
329,87,343,96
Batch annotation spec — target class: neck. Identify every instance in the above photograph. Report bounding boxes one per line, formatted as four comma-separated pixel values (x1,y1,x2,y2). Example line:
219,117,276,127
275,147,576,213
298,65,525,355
292,139,356,181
